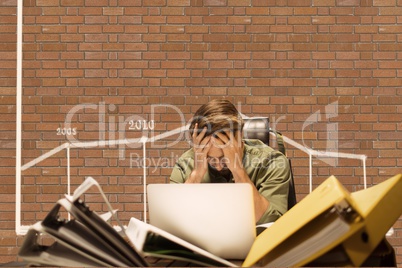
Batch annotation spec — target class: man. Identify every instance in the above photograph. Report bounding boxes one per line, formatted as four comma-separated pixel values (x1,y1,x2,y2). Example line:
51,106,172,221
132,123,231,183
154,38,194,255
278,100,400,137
170,99,291,224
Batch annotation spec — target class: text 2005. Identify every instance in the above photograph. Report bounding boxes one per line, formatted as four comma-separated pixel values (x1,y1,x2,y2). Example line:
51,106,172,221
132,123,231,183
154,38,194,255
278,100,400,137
56,127,77,136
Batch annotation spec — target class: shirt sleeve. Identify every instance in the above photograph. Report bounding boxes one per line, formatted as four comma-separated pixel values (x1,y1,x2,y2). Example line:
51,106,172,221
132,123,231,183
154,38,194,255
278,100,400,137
170,162,187,184
170,149,195,184
255,151,291,225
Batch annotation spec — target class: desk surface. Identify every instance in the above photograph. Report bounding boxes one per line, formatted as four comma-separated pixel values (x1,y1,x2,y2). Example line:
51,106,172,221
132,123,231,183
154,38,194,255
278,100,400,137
146,257,243,267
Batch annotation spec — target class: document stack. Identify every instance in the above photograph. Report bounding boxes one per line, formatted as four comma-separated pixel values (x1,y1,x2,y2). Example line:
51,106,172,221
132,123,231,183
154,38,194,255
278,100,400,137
243,174,402,267
18,174,401,267
18,177,235,267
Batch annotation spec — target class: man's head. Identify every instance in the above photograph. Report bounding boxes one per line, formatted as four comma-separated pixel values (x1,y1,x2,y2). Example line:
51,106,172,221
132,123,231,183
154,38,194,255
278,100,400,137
189,99,244,174
189,99,244,136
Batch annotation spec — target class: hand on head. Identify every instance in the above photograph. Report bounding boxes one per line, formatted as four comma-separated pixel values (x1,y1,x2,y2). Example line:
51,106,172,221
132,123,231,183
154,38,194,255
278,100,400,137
211,130,244,172
188,123,211,182
192,124,243,174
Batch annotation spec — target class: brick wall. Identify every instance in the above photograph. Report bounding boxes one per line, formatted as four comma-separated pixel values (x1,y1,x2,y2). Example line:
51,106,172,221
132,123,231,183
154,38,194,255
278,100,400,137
1,0,402,265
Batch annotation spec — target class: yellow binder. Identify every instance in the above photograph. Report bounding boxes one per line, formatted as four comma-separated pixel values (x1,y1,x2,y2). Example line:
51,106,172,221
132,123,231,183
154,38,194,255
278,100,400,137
242,174,402,267
341,173,402,266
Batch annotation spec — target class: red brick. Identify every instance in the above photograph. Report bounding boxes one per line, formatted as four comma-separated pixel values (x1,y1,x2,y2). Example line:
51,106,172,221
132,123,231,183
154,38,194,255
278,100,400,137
373,0,396,6
36,0,59,6
380,7,402,15
379,25,402,33
2,2,402,265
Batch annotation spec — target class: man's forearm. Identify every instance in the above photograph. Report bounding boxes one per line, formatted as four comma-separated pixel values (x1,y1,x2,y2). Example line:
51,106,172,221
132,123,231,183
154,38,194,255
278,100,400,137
232,168,269,222
186,170,203,183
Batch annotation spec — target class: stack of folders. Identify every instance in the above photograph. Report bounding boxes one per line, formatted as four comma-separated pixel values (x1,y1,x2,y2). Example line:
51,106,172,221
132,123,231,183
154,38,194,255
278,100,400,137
19,174,402,267
243,174,402,267
18,177,236,267
18,177,148,267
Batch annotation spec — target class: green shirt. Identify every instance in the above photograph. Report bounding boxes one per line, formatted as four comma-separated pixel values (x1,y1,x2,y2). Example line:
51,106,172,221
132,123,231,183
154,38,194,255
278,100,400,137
170,139,291,224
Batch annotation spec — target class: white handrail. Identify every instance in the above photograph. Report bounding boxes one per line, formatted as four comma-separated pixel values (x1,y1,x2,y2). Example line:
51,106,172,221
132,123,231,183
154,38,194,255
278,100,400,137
67,145,71,221
17,122,367,234
279,134,367,191
21,142,70,171
15,0,23,235
141,136,148,223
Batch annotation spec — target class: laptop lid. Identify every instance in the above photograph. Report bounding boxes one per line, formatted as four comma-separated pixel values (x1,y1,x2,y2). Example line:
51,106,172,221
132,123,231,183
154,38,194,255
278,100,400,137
147,183,256,259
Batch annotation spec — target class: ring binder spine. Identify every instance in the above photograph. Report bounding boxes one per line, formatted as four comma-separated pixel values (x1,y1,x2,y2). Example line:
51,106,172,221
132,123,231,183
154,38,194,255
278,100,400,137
334,199,361,224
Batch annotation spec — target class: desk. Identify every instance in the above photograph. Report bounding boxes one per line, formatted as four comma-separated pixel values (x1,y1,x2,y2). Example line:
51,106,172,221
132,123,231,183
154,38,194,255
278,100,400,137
144,237,396,267
306,238,396,267
6,238,396,267
146,257,243,267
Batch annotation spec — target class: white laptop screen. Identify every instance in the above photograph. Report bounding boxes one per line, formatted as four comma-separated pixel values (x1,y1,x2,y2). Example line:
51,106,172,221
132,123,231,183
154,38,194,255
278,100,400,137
147,183,256,259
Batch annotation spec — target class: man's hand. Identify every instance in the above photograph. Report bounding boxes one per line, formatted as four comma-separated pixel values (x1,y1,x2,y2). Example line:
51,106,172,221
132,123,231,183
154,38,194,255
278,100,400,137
186,124,211,183
214,130,269,222
213,130,244,178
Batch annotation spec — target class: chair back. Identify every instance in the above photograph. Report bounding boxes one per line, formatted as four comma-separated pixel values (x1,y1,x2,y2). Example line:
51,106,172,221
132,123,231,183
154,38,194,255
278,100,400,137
243,117,270,145
242,117,297,210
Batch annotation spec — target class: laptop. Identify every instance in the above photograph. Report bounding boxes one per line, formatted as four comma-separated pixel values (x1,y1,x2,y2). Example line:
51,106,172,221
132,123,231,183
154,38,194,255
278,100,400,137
147,183,256,260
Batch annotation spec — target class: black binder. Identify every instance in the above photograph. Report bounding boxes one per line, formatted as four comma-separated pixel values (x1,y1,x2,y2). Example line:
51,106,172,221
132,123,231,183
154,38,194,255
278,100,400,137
18,177,148,267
